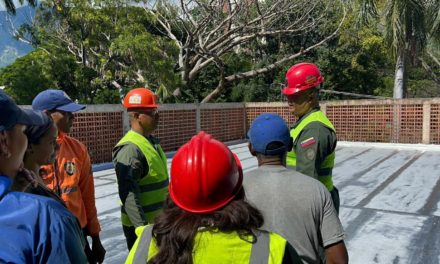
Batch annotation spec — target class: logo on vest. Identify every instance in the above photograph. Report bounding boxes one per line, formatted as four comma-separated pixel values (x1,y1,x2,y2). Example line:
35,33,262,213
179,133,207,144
64,161,76,176
305,148,316,161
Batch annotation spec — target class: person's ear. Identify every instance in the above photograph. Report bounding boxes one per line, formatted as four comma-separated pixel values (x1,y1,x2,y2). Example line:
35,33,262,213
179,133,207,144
287,137,293,152
248,142,257,157
0,131,11,159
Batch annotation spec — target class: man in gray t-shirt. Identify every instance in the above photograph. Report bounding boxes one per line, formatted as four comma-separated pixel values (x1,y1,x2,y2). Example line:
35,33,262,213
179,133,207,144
244,113,348,264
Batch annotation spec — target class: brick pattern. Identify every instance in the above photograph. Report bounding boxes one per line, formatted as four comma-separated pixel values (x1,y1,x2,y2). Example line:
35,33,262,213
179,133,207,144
326,105,394,142
155,109,197,152
399,104,423,143
245,106,297,130
431,104,440,144
201,108,245,142
65,101,440,164
70,112,124,164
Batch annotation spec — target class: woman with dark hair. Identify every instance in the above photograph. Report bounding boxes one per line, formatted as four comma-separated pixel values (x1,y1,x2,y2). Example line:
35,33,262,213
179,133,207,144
126,131,301,264
21,113,64,204
0,90,86,263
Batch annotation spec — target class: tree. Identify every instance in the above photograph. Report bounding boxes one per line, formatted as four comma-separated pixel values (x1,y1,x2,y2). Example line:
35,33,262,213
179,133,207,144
0,50,55,104
147,0,346,102
356,0,440,98
17,0,180,102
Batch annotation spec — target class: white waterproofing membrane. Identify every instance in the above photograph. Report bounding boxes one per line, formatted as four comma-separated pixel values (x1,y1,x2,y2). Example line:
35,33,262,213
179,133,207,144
94,142,440,264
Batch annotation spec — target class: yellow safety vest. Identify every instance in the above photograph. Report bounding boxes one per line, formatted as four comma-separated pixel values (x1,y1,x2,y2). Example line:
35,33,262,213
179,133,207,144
116,130,169,227
125,225,288,264
286,111,336,191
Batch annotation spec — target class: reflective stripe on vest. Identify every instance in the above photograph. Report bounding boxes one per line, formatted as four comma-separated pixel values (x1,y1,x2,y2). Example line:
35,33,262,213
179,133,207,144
116,130,169,226
286,110,336,191
128,226,276,264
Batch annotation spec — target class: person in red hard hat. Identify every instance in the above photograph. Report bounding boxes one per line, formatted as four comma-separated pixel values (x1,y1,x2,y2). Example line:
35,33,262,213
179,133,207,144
113,88,169,250
125,131,302,264
282,62,340,213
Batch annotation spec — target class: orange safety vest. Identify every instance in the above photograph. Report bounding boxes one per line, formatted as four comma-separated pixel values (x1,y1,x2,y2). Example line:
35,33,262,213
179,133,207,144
40,132,101,236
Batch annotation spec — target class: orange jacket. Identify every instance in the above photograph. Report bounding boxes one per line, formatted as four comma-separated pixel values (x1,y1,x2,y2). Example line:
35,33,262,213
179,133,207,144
40,132,101,236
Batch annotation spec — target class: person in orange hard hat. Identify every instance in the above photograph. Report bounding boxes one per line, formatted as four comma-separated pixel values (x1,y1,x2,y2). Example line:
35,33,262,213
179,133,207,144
125,131,302,264
113,88,169,250
282,62,340,214
32,89,106,264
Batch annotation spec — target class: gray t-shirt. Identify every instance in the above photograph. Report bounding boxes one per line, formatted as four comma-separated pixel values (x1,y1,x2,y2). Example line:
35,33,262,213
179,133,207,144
243,165,345,264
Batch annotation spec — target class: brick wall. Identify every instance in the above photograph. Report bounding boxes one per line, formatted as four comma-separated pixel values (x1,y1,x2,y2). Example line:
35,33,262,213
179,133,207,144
431,104,440,144
155,105,197,152
245,102,297,130
399,104,424,143
326,104,394,142
34,98,440,164
70,111,124,164
200,104,245,142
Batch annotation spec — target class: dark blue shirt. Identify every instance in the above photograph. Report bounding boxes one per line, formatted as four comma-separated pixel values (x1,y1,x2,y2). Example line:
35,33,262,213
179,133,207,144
0,176,87,263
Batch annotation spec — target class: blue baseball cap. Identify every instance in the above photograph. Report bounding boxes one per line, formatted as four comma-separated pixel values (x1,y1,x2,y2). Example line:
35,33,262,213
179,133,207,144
0,90,47,131
32,89,85,112
247,113,291,156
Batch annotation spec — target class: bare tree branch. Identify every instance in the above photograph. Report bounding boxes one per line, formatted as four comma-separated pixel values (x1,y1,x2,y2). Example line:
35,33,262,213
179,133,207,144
150,0,346,102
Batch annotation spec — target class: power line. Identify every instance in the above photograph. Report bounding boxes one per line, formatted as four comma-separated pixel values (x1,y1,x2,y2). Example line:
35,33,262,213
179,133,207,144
320,89,390,99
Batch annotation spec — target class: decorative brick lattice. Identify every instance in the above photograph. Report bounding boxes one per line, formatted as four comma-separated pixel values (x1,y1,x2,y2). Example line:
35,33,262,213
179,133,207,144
70,112,124,164
326,105,394,142
245,105,297,131
155,109,197,152
201,108,245,142
431,104,440,144
399,104,423,143
63,100,440,163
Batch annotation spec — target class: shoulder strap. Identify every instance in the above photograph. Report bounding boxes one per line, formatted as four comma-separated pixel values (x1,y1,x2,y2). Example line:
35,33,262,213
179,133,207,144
250,230,270,264
133,225,154,264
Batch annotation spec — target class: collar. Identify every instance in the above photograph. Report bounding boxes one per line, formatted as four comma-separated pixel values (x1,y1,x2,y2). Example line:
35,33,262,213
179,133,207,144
292,106,321,129
0,175,12,200
131,130,160,144
57,132,67,144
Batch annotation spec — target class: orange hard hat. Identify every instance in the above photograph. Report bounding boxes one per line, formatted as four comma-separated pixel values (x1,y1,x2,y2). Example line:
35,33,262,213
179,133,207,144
123,88,158,110
282,62,324,96
170,131,243,213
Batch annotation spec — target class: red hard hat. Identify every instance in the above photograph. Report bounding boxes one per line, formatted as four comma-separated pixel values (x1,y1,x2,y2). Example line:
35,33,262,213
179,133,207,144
170,131,243,213
123,88,158,110
282,62,324,96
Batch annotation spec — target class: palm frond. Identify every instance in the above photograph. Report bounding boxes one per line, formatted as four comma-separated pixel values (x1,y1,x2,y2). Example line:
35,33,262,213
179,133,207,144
384,0,427,59
355,0,379,26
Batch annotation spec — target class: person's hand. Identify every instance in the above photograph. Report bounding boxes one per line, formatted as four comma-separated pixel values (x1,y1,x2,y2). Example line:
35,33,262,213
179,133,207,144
11,167,38,191
91,236,106,264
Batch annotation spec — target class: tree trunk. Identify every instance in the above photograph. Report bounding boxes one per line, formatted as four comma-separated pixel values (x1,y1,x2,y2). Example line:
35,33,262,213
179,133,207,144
111,80,124,103
393,49,406,99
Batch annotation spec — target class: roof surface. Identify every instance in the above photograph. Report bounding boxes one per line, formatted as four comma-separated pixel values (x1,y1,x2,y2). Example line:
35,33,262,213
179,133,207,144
95,142,440,264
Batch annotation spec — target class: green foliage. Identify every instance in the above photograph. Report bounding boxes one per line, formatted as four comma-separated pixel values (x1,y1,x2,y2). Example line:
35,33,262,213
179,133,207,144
317,24,394,98
0,50,53,104
13,0,180,103
3,0,439,103
407,67,440,98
